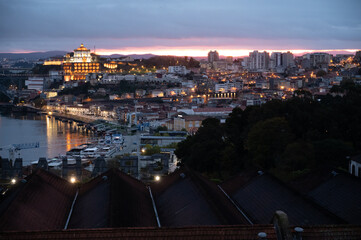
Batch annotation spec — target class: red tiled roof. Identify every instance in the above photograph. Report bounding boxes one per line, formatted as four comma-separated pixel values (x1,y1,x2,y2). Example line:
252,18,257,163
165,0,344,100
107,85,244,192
294,225,361,240
182,115,207,121
193,107,233,113
0,225,277,239
2,225,360,240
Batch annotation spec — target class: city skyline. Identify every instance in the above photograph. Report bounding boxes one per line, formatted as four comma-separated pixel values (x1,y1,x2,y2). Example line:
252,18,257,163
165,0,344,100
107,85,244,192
1,0,360,56
2,46,359,58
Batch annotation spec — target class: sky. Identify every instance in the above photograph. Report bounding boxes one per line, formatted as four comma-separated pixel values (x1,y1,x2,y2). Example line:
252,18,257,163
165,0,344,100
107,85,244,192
0,0,360,57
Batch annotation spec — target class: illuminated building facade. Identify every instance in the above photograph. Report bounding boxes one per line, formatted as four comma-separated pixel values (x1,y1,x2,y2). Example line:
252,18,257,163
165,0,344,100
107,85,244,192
63,44,100,81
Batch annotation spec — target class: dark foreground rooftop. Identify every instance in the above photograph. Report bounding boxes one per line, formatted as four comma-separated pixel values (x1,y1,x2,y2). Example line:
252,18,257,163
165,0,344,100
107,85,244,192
220,172,343,225
150,168,250,226
0,169,76,231
1,224,361,240
1,168,361,239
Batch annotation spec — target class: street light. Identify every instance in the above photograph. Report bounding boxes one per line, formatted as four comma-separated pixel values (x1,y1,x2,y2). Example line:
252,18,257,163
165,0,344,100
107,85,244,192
70,177,76,184
11,178,16,185
155,175,160,181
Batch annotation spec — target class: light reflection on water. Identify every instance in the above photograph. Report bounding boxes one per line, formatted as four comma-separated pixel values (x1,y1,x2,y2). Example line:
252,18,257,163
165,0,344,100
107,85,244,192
0,114,95,166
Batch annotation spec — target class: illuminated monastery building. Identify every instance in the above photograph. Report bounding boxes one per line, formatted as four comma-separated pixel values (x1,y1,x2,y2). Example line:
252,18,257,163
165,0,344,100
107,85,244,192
63,44,100,81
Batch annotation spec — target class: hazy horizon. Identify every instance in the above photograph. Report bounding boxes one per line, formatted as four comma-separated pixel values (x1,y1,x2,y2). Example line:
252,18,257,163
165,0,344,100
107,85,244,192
1,0,360,56
1,48,358,58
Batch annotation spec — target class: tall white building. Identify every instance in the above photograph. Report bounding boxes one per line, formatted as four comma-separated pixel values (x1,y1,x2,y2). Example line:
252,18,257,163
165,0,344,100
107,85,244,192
208,50,219,63
270,52,283,68
270,51,294,70
282,51,295,68
304,53,331,67
248,51,269,71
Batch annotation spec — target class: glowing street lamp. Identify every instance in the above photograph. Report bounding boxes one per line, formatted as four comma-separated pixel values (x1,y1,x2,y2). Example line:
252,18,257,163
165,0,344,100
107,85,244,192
11,178,16,185
155,175,160,181
70,177,76,184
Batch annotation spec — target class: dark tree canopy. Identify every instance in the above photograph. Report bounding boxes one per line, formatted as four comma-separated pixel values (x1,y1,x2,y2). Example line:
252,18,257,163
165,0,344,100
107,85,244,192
175,81,361,180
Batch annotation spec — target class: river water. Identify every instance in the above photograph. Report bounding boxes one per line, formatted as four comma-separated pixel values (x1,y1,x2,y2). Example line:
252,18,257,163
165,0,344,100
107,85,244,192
0,113,95,166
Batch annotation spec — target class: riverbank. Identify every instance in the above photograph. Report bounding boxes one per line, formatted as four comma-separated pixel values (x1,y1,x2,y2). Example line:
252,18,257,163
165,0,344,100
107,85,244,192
0,113,94,166
49,112,95,124
0,103,39,114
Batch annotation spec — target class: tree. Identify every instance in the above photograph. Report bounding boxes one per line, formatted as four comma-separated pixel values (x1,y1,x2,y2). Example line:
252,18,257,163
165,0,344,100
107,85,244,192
176,118,226,178
313,138,353,169
142,144,161,155
280,141,315,171
33,98,47,109
246,117,293,169
0,92,10,103
155,125,168,133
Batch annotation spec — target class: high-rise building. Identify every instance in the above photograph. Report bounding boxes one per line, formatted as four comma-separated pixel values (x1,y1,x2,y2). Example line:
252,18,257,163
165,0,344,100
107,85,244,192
270,52,282,68
208,50,219,63
270,51,294,70
306,53,331,68
355,50,361,62
248,50,269,71
282,51,295,68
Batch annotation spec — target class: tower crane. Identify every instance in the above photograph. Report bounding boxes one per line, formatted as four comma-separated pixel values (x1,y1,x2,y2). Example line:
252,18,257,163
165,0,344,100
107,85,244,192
0,142,40,161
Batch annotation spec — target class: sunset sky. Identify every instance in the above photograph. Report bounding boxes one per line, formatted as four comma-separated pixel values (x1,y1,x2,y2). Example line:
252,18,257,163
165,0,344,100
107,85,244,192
0,0,360,57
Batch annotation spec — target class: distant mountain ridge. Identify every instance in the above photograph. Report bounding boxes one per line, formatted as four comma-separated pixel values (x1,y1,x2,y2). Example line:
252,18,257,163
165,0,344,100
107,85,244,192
0,51,67,60
0,51,159,60
102,53,157,59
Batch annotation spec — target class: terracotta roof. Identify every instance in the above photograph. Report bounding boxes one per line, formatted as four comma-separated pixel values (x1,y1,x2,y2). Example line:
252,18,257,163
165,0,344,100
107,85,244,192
193,107,233,113
0,225,277,239
2,225,361,240
181,115,207,121
294,224,361,240
0,169,76,231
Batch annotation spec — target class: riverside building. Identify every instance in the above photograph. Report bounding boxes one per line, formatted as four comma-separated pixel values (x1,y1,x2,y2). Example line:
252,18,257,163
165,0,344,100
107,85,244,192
63,44,100,81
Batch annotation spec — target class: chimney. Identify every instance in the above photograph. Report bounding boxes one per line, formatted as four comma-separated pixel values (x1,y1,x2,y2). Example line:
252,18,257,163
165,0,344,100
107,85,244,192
258,232,267,239
76,157,82,179
13,158,23,178
293,227,304,240
37,158,48,171
272,210,292,240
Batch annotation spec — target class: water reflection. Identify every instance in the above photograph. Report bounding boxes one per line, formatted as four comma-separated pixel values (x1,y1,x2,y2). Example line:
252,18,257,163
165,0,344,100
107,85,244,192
0,114,94,165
